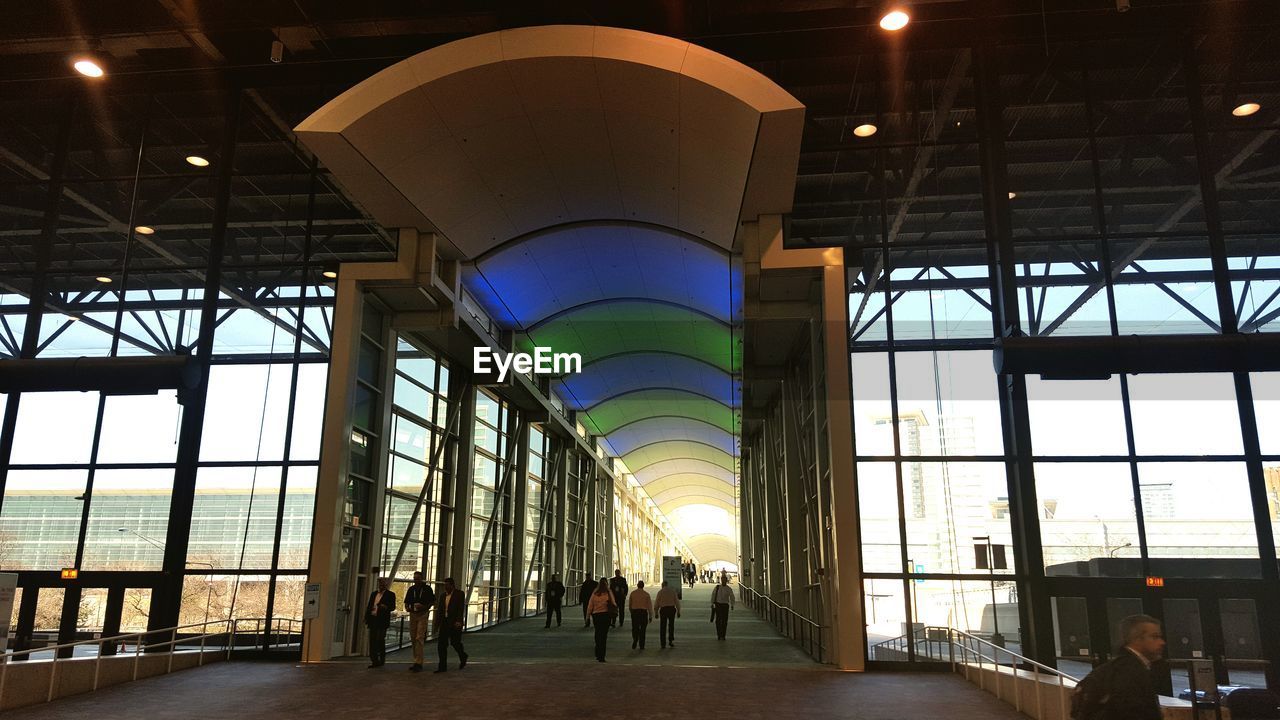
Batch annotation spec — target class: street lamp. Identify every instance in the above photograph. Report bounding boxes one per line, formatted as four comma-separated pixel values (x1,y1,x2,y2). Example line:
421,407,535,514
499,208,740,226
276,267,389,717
1109,542,1133,558
973,535,1005,648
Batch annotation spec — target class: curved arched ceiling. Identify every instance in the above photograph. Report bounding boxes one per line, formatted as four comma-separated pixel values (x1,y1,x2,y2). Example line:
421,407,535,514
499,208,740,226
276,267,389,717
296,24,803,561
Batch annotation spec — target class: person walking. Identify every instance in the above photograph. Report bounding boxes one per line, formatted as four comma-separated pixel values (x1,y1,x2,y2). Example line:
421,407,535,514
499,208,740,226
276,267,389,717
1070,614,1166,720
587,578,617,662
545,573,566,628
609,570,629,628
364,577,395,668
710,575,735,640
628,581,653,650
404,571,435,672
578,573,596,628
654,580,681,648
433,577,469,673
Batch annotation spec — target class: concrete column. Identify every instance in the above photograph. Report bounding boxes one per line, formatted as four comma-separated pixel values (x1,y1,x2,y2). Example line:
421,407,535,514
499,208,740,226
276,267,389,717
304,278,362,661
448,381,477,585
821,263,865,671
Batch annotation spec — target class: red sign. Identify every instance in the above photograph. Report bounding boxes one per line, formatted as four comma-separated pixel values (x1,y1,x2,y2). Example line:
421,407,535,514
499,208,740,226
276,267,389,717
1145,576,1164,587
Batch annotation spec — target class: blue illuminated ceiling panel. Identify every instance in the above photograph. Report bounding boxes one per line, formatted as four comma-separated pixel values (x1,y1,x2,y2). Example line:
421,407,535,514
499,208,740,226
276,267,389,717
467,222,742,328
555,352,739,409
603,417,735,457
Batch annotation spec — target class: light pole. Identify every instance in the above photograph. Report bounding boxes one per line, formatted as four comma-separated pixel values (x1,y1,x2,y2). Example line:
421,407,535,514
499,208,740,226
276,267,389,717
973,535,1004,648
1109,542,1133,558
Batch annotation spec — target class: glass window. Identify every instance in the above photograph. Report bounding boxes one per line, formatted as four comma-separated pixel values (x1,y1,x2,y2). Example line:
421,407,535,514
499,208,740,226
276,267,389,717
82,468,174,571
1026,376,1129,456
851,353,894,456
1127,373,1243,456
188,466,283,570
97,391,182,464
0,469,87,570
1138,462,1259,576
857,462,902,572
1036,462,1141,576
892,351,1004,456
10,391,100,465
902,462,1013,575
1251,371,1280,455
289,363,327,461
200,364,292,462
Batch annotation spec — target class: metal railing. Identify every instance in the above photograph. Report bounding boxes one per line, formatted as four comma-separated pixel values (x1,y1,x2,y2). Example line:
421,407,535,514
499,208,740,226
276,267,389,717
872,626,1080,719
0,617,299,709
738,585,826,662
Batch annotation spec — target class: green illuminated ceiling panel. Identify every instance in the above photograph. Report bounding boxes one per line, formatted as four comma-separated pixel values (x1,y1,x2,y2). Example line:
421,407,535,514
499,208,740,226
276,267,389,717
621,439,735,474
578,388,737,436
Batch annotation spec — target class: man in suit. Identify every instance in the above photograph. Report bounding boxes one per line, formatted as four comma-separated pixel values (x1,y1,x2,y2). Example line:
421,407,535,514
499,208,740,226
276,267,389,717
710,574,735,640
404,571,436,672
433,577,468,673
364,577,395,668
1075,614,1166,720
578,574,596,627
609,570,629,628
544,573,566,628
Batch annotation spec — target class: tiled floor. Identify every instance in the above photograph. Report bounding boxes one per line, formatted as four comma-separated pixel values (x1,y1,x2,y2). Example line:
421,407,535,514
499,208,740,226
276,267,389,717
7,584,1024,719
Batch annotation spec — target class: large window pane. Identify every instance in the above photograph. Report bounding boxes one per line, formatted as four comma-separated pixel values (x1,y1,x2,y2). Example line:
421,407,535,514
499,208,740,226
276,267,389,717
903,462,1013,575
857,462,902,572
279,467,316,570
1128,373,1243,455
97,391,181,464
851,353,894,456
1036,462,1141,576
1138,462,1259,577
0,469,87,570
200,365,292,462
10,391,100,465
892,351,1003,456
188,466,283,570
1026,376,1129,456
82,468,174,570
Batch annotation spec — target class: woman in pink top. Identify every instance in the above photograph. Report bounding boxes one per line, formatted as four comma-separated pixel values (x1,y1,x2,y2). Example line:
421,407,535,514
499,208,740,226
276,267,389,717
587,579,617,662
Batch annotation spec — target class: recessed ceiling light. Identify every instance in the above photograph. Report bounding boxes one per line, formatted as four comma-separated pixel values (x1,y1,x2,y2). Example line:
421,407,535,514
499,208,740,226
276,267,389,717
134,225,155,235
1008,191,1017,199
185,155,210,167
322,270,338,279
95,276,112,283
854,123,878,138
73,58,104,78
879,9,910,31
1232,102,1261,117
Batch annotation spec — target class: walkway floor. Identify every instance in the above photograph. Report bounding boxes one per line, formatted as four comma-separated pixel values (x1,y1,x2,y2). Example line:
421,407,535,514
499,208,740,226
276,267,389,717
7,583,1025,719
387,582,818,668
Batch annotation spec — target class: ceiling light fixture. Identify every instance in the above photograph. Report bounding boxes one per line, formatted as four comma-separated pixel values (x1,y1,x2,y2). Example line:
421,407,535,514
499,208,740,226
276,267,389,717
72,58,105,78
322,270,338,279
1008,191,1017,200
134,225,155,235
95,276,112,283
1232,102,1261,117
185,155,210,167
879,9,910,31
854,123,878,138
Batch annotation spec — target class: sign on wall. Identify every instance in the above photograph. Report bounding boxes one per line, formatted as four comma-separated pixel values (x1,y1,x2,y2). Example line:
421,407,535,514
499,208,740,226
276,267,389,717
662,556,684,600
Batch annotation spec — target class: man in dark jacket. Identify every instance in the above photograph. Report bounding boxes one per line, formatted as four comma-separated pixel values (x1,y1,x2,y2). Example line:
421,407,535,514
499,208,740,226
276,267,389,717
609,570,629,628
433,577,468,673
578,574,596,627
364,577,395,668
404,571,436,672
545,573,566,628
1073,614,1166,720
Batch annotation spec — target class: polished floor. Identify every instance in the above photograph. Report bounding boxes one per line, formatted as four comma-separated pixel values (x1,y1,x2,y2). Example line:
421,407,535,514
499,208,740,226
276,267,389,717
8,583,1024,719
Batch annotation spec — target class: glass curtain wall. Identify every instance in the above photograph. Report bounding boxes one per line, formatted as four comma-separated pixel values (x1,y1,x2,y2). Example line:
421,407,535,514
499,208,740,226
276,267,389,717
522,426,554,615
468,389,514,629
839,36,1280,673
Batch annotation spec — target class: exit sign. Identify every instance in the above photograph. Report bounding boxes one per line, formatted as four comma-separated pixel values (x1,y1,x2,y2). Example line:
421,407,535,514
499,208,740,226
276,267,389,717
60,568,78,580
1146,576,1164,587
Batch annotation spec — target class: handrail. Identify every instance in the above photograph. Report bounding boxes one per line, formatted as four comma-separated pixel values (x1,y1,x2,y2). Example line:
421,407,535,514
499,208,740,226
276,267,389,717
738,584,826,663
870,625,1079,720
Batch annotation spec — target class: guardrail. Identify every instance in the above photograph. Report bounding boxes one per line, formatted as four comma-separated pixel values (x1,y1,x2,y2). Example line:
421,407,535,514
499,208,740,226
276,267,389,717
872,625,1080,719
0,617,299,710
738,585,826,662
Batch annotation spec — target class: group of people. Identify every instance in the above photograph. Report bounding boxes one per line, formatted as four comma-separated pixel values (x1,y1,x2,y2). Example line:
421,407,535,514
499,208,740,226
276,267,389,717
577,570,686,661
364,572,468,673
365,568,739,668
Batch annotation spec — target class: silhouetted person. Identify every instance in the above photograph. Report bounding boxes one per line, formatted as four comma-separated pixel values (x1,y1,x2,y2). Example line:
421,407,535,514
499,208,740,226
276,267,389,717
404,571,435,672
433,577,468,673
364,577,395,668
711,575,735,640
578,574,596,627
1072,614,1165,720
587,578,617,662
545,573,566,628
609,570,629,628
654,580,681,648
628,580,653,649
